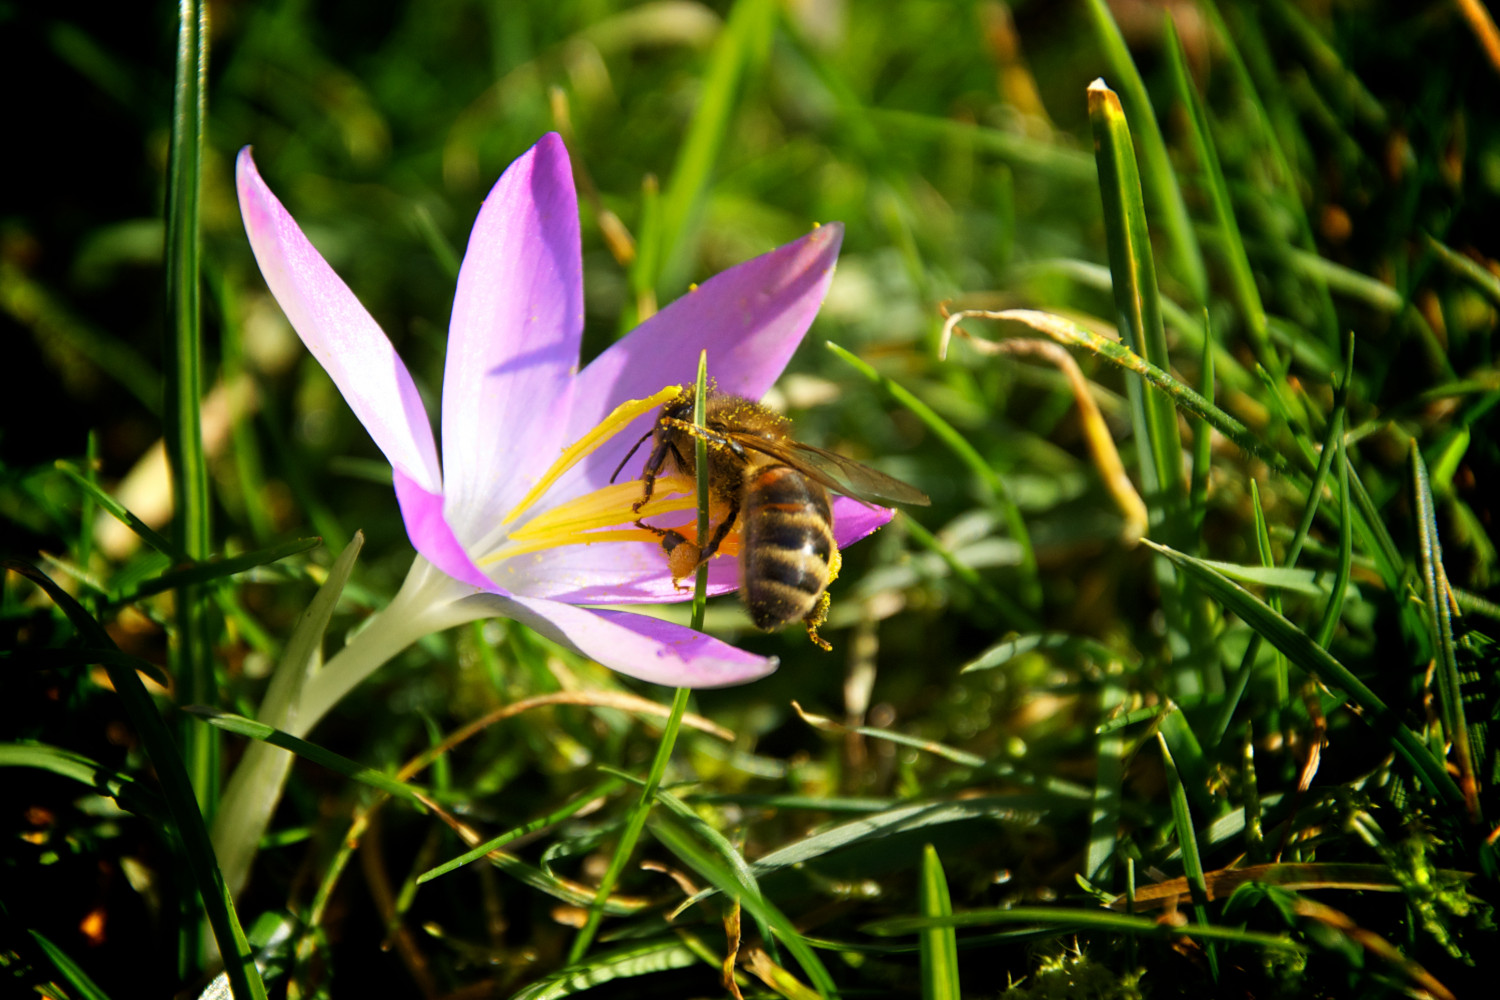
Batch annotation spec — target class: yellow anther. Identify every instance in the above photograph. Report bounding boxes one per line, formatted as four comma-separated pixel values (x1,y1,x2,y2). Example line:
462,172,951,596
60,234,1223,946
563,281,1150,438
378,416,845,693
501,385,682,526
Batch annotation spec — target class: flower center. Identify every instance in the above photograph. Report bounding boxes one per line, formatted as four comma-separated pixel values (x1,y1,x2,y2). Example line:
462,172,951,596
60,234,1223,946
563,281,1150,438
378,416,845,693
475,386,742,567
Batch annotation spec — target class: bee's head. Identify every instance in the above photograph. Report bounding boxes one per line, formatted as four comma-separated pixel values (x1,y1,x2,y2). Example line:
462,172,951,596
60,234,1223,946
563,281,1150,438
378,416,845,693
657,383,710,433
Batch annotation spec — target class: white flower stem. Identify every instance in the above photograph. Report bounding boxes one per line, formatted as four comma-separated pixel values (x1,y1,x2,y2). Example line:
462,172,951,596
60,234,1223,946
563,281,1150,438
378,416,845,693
214,557,461,898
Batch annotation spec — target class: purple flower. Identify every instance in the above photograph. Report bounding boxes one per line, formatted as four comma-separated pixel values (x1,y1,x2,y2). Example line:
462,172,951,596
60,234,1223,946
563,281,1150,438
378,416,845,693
237,133,891,689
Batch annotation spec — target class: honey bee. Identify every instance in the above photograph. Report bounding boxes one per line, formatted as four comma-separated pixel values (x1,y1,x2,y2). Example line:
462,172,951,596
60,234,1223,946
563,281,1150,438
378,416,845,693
612,387,929,649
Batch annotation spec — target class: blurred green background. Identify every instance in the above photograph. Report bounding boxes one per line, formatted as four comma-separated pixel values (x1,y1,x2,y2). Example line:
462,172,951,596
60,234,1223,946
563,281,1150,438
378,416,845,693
5,1,1500,997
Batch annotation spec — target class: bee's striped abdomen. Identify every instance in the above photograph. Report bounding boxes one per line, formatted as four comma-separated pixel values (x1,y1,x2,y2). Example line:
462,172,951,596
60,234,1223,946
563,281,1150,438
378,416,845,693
740,465,836,631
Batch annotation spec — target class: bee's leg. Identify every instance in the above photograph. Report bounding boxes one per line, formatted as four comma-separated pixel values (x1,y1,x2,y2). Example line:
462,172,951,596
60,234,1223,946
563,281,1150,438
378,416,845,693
802,592,833,652
697,492,740,562
631,439,672,515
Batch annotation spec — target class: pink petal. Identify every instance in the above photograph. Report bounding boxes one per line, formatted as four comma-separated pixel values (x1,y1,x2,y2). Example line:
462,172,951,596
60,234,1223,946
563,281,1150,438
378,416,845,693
394,471,776,686
441,133,584,543
393,470,495,591
831,497,894,547
458,594,780,687
236,148,441,494
556,224,844,500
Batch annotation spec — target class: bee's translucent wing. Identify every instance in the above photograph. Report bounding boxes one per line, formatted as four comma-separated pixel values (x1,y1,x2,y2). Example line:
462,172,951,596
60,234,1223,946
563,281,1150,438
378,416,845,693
733,435,930,507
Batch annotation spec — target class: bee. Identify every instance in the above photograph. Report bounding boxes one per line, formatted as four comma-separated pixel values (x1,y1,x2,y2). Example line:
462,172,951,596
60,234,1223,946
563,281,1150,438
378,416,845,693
611,386,929,650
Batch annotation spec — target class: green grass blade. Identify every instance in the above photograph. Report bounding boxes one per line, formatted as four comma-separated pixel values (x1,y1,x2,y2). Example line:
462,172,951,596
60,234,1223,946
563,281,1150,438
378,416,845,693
651,0,775,295
1188,321,1214,533
4,561,265,1000
1141,541,1464,809
419,777,627,884
1083,0,1207,305
1087,80,1186,505
1424,233,1500,309
27,928,113,1000
946,309,1287,473
1158,705,1209,819
867,108,1096,179
509,938,700,1000
691,351,711,629
1157,731,1218,980
902,516,1038,629
106,537,320,606
649,810,839,998
1267,0,1387,128
10,646,171,688
1201,0,1339,345
0,741,166,823
1411,444,1479,816
919,844,961,1000
1087,662,1127,882
187,708,431,805
568,685,694,963
827,340,1039,606
863,906,1302,951
163,13,216,945
1210,481,1277,741
1311,425,1352,649
55,460,186,561
1163,15,1270,364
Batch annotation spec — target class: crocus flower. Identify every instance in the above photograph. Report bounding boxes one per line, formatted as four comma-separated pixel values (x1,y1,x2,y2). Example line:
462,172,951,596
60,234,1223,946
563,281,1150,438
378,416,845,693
236,133,891,715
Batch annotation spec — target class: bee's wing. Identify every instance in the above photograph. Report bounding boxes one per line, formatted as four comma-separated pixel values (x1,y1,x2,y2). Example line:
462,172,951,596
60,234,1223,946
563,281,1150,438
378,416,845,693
733,435,930,507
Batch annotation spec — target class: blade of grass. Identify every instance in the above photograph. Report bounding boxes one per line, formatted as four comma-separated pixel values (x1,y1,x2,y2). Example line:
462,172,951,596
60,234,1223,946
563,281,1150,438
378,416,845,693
1087,79,1187,513
1311,427,1352,649
1141,541,1464,809
1412,445,1480,818
1163,15,1271,366
901,515,1038,629
27,928,113,1000
54,460,186,562
4,561,265,1000
1086,661,1127,882
1158,705,1210,819
419,777,626,884
1210,482,1278,742
649,0,775,296
1158,731,1219,980
1424,233,1500,309
567,354,710,963
863,906,1302,950
510,938,700,1000
919,844,961,1000
187,708,431,805
1188,320,1214,534
163,18,216,978
0,741,165,823
106,537,320,606
1083,0,1207,305
1267,0,1387,127
648,810,839,998
1202,0,1339,345
826,340,1039,607
942,309,1287,473
79,433,98,567
867,108,1097,179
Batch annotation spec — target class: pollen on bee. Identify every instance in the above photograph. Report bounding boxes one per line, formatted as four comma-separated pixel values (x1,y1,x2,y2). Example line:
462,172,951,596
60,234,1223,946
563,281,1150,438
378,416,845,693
664,537,702,585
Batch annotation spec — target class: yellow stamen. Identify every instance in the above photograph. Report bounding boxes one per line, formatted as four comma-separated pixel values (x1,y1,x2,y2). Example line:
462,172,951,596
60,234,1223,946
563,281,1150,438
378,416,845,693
479,470,743,567
500,384,683,526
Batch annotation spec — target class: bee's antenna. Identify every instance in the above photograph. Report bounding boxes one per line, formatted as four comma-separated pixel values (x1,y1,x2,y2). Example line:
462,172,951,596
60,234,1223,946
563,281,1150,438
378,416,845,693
609,428,655,484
